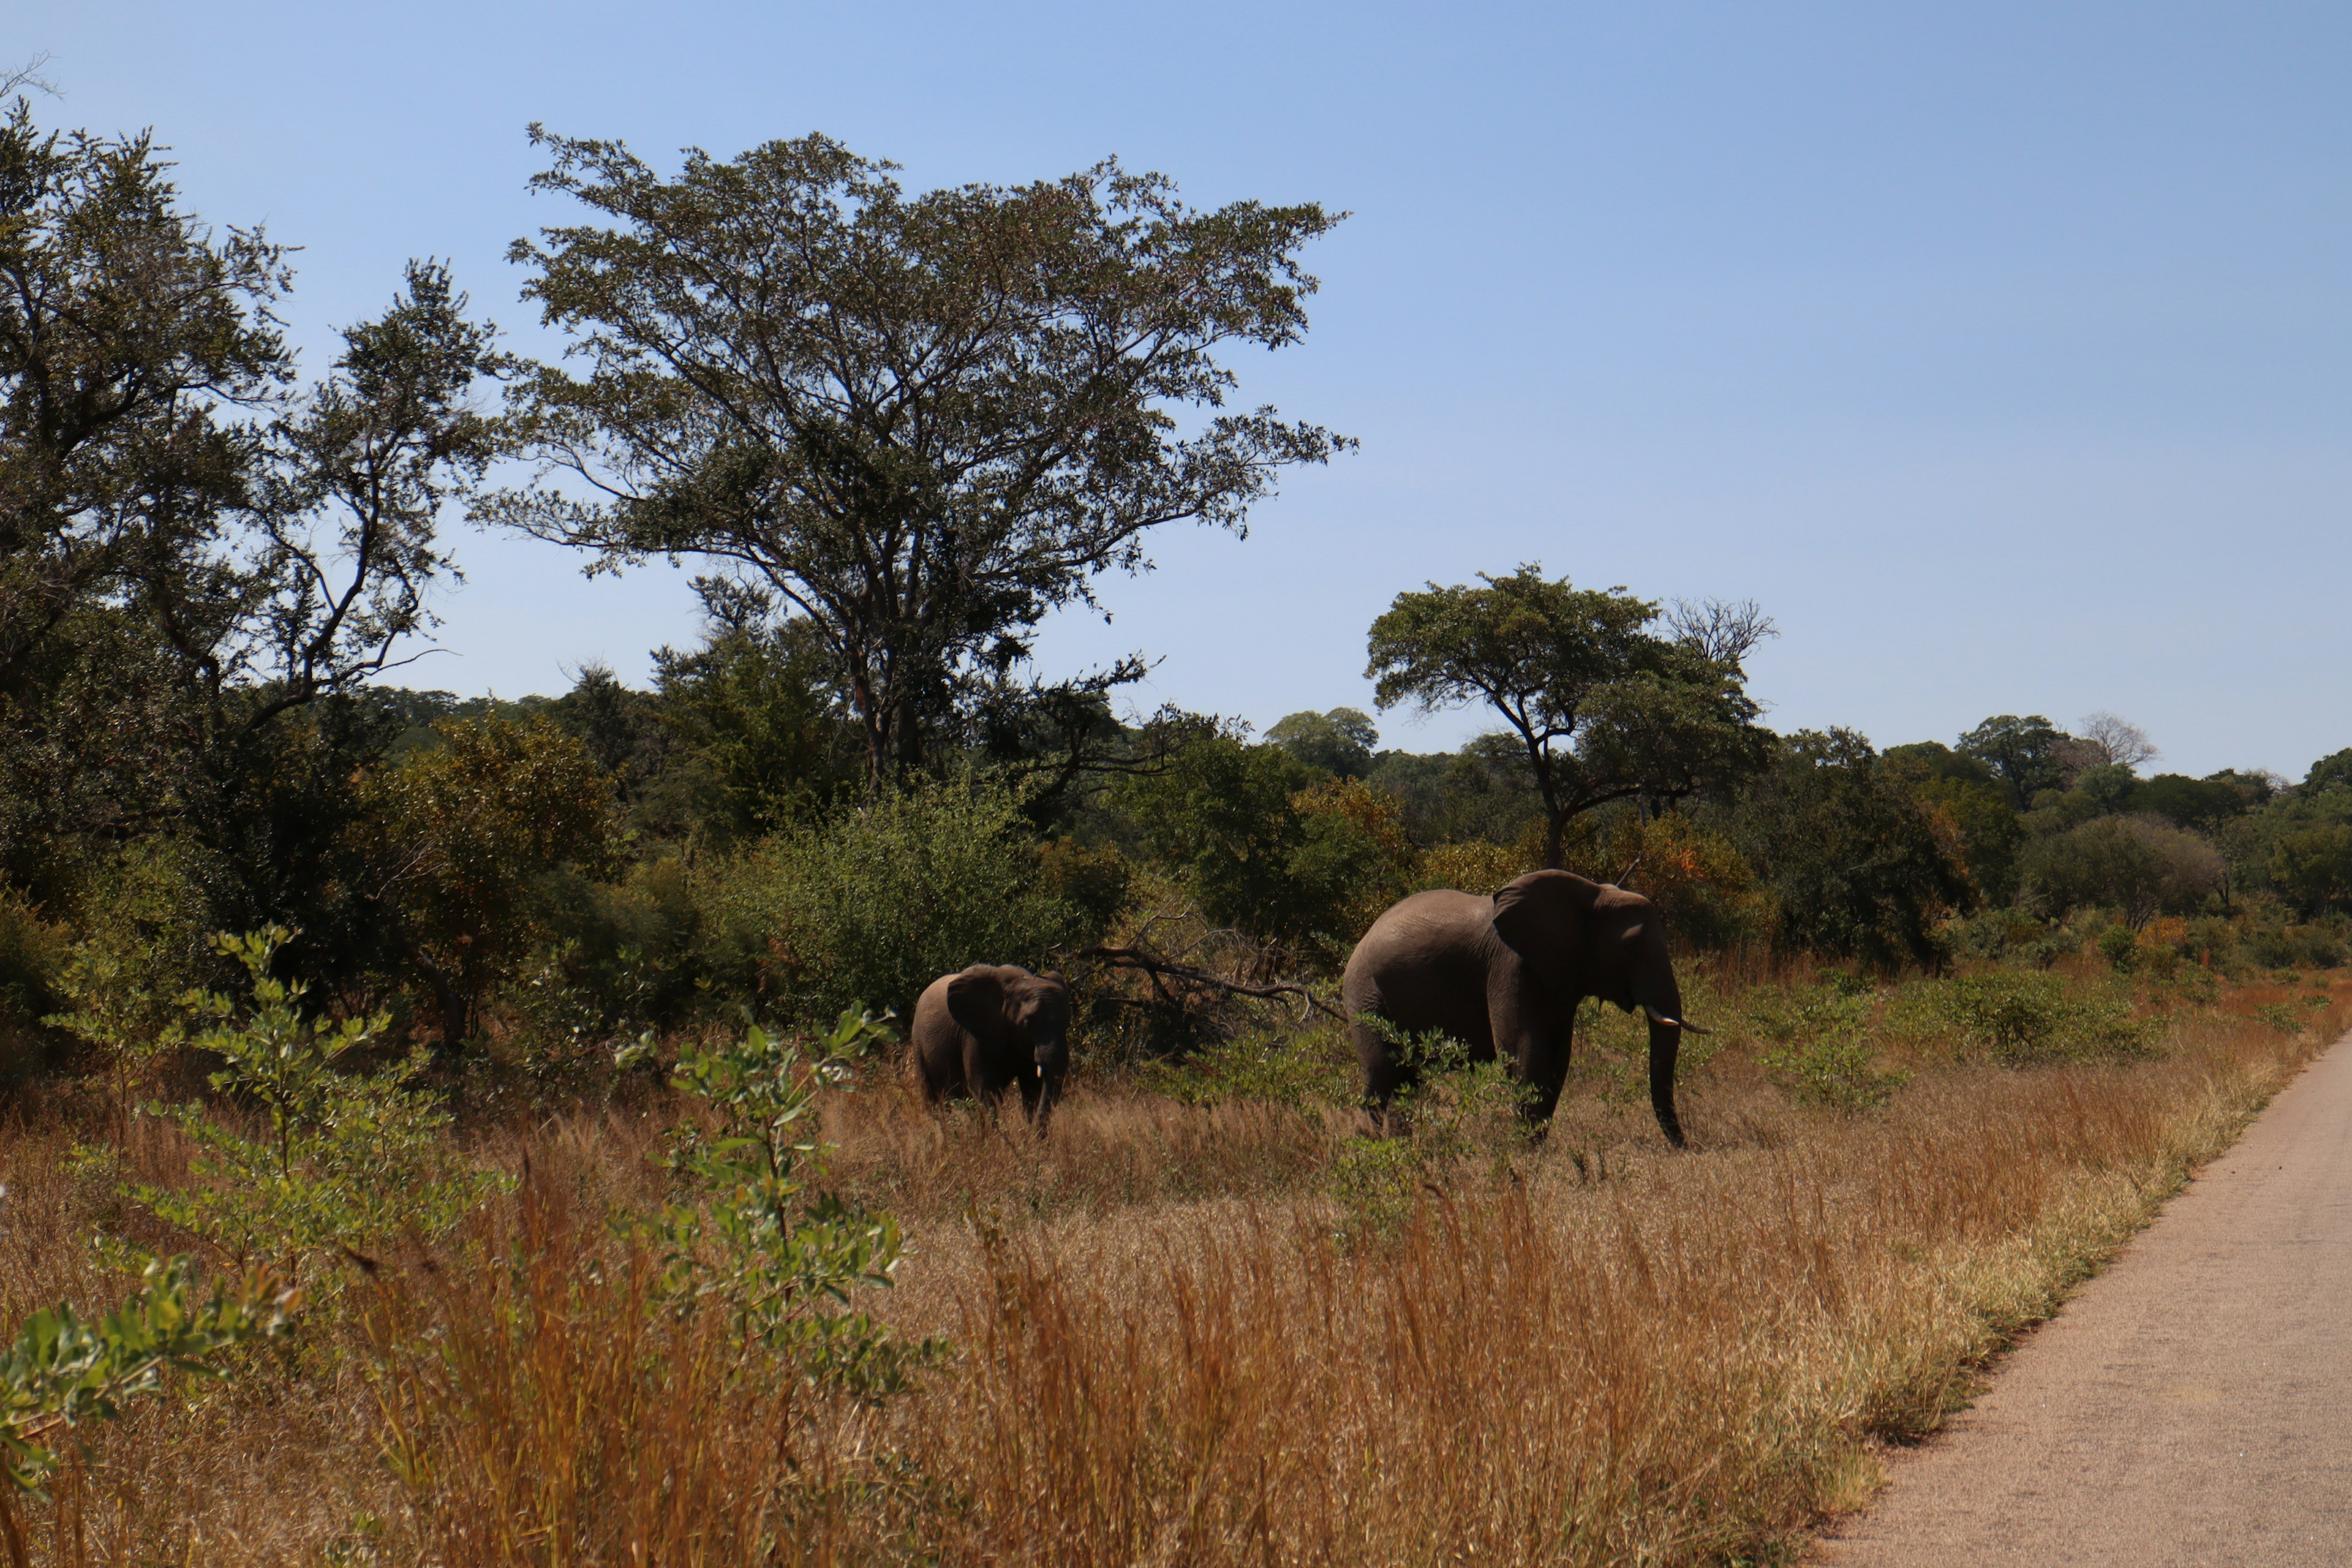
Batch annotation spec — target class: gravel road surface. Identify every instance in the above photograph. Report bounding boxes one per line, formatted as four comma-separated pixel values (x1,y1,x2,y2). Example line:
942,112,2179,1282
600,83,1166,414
1815,1032,2352,1567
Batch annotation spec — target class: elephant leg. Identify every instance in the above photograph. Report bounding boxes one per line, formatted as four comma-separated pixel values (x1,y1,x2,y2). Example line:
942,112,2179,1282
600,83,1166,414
1353,1015,1417,1114
1516,1038,1572,1122
1490,978,1572,1125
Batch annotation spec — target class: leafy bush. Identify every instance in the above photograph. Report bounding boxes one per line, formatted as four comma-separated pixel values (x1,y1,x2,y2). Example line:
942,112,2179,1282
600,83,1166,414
1411,837,1537,897
366,716,622,1047
1752,981,1907,1111
640,1012,937,1393
129,930,509,1293
1117,736,1413,963
2270,823,2352,918
2243,918,2348,971
1728,729,1973,970
1036,837,1135,940
706,774,1087,1027
0,1256,292,1506
1905,970,2157,1065
2021,814,2225,927
1144,1023,1353,1109
1330,1022,1534,1248
1328,1135,1421,1248
513,854,709,1067
2252,995,2331,1036
53,837,222,1052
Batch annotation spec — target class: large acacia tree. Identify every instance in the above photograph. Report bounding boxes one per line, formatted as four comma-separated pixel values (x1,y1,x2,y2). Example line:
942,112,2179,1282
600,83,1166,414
1365,566,1772,869
489,129,1349,781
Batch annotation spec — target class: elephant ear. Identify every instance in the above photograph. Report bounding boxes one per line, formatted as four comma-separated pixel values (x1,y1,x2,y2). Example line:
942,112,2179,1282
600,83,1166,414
1490,870,1601,954
944,968,1006,1036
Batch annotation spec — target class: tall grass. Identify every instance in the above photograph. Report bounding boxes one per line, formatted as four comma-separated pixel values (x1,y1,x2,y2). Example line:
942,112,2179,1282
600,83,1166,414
0,973,2339,1564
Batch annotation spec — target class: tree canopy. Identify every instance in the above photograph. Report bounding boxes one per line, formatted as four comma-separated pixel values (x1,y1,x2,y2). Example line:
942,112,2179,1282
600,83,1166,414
489,129,1349,782
0,99,502,897
1364,565,1770,867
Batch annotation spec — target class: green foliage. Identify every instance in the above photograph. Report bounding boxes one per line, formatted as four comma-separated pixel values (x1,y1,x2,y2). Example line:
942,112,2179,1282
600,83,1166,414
2269,824,2352,918
1327,1136,1422,1248
0,889,64,1059
710,773,1085,1025
1266,708,1378,778
1144,1023,1353,1109
1365,739,1545,849
1753,982,1909,1111
0,105,500,922
644,615,855,841
2242,918,2347,971
1330,1023,1538,1247
2303,749,2352,797
0,1255,292,1495
132,930,508,1288
1956,715,2073,805
2136,772,2261,831
368,715,621,1046
2251,1000,2321,1035
1905,970,2157,1066
1728,729,1974,970
1365,565,1769,865
1118,738,1411,961
644,1012,936,1395
2021,814,2225,927
492,129,1346,779
1120,734,1313,930
1036,838,1135,940
48,838,224,1091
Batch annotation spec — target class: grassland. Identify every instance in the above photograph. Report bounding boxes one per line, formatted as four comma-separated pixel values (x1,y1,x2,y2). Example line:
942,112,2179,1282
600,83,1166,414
2,963,2345,1566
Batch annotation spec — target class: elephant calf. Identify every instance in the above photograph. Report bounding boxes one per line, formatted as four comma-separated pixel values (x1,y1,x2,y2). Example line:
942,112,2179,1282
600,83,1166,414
1342,868,1693,1147
911,964,1072,1117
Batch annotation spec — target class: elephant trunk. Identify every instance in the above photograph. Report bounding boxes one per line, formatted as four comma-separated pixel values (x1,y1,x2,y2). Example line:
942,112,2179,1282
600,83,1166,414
1635,963,1688,1148
1644,1011,1686,1148
1033,1032,1066,1079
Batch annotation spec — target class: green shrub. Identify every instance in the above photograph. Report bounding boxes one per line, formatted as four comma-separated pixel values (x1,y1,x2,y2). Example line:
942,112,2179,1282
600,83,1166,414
55,838,222,1054
706,774,1087,1027
1328,1134,1422,1249
1144,1023,1353,1109
1752,981,1908,1110
508,855,710,1077
128,930,510,1295
639,1011,938,1393
1908,970,2157,1065
2252,993,2332,1037
0,1256,292,1500
2244,919,2347,971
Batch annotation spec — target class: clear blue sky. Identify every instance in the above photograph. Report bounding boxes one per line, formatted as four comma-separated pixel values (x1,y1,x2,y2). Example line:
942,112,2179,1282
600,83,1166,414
16,2,2349,775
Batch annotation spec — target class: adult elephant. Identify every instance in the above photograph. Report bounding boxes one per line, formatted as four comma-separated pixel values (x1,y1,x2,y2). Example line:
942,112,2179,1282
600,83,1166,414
912,964,1072,1117
1342,869,1694,1147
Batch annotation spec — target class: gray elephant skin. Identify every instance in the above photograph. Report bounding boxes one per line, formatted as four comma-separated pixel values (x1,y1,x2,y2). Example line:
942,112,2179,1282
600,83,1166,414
1341,869,1692,1146
912,963,1072,1115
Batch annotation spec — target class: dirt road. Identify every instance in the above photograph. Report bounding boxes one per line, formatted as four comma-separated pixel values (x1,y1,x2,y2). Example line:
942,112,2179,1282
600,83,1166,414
1815,1032,2352,1566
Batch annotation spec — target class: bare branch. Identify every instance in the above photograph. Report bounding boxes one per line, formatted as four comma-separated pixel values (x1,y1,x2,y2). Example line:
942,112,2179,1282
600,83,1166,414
2078,712,2158,771
1665,597,1777,665
0,55,58,101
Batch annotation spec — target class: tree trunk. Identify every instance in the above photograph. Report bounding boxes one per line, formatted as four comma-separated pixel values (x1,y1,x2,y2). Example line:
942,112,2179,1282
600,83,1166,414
411,949,469,1055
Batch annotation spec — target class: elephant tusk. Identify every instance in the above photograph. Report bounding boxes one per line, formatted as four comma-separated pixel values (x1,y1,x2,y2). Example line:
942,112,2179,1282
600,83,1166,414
1642,1007,1711,1035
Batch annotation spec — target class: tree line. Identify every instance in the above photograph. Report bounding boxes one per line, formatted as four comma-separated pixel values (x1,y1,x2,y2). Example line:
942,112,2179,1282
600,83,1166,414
3,92,2345,1082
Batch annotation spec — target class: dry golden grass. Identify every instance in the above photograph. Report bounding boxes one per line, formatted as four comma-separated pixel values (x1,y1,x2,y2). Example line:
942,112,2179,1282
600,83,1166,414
0,971,2340,1565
